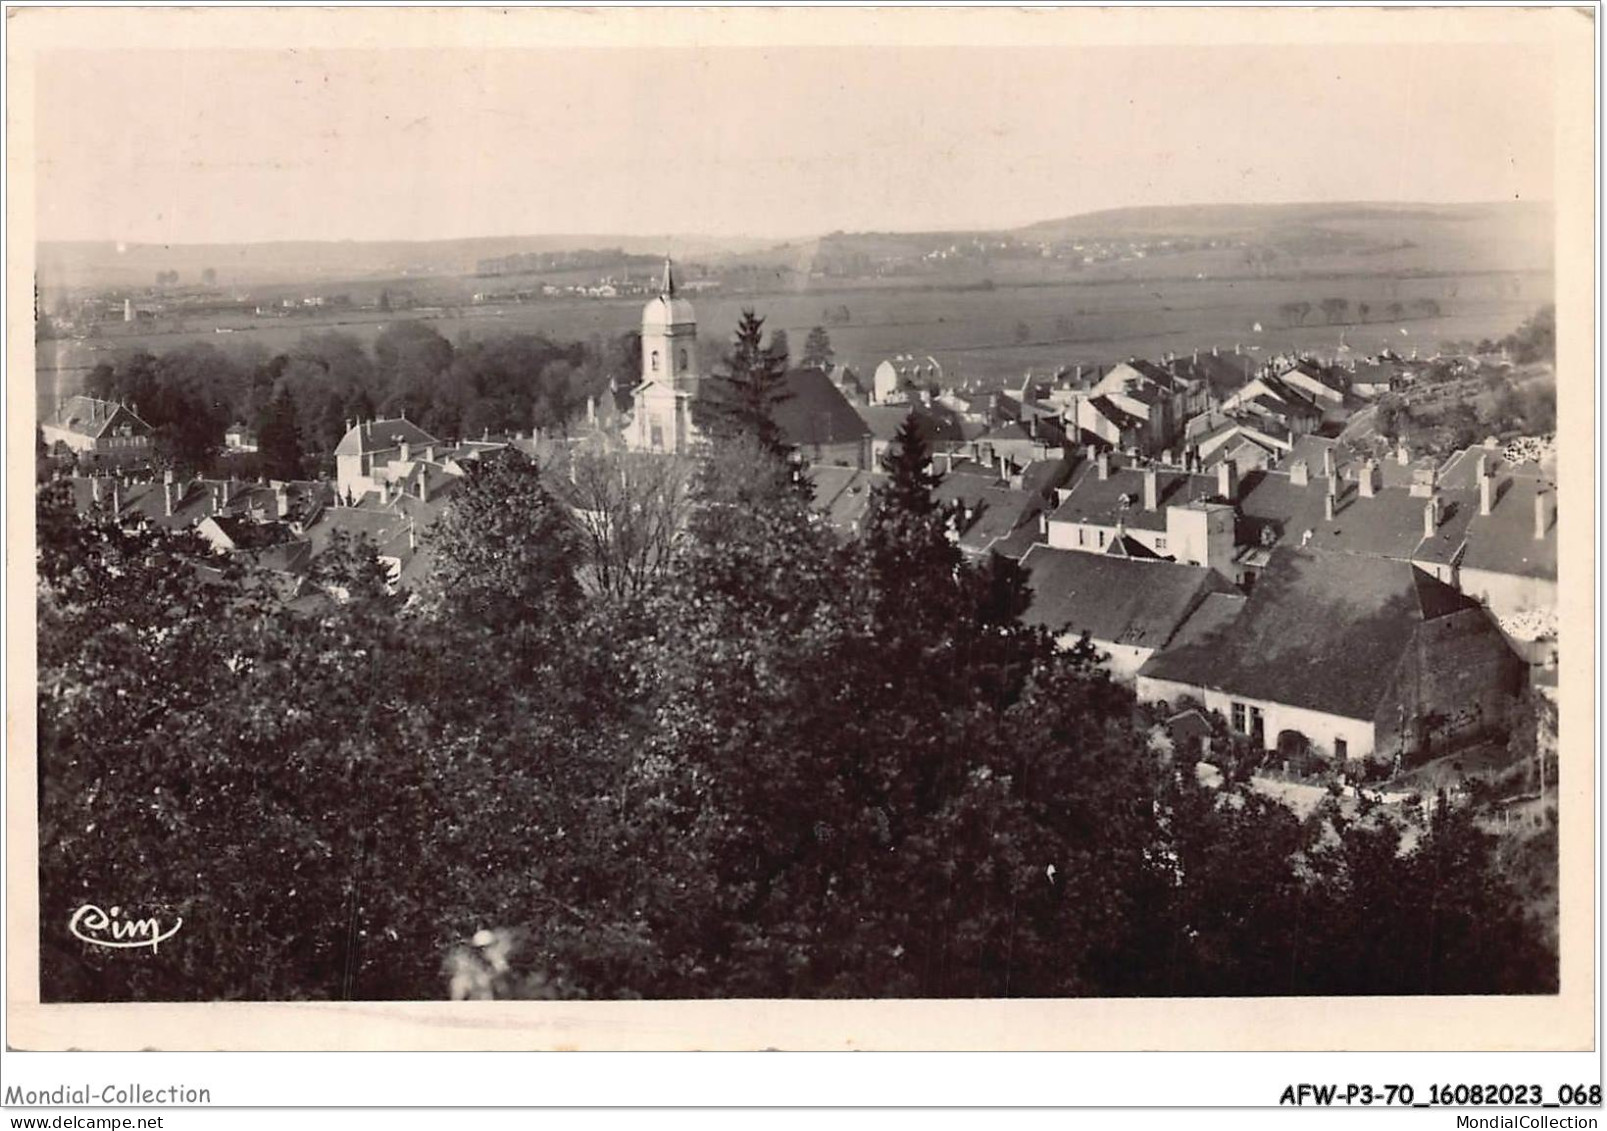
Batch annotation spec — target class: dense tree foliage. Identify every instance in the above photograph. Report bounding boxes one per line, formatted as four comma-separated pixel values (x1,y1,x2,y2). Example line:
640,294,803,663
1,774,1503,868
76,324,622,476
37,414,1558,1002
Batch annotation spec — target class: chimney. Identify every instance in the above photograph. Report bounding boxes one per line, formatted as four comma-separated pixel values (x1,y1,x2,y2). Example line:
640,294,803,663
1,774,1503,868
1143,467,1159,511
1324,493,1336,522
1192,350,1199,365
163,468,176,486
91,478,102,506
1216,458,1238,502
1213,345,1220,358
419,471,431,504
1290,459,1309,488
1396,442,1410,466
1479,461,1494,517
1326,470,1338,500
1097,452,1110,481
1359,458,1377,499
275,485,289,518
163,480,177,517
587,395,597,426
399,441,411,464
1322,446,1335,479
110,480,121,515
1535,489,1551,540
1037,511,1048,537
1423,495,1440,537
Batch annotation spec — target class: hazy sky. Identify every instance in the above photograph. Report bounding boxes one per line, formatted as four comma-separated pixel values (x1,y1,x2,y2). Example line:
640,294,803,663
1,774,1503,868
34,42,1556,244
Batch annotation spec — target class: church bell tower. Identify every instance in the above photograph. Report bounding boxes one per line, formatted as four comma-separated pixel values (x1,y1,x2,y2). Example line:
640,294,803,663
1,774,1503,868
641,258,698,392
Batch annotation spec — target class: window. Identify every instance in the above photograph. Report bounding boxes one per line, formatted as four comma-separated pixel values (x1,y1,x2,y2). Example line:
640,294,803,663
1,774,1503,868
1077,527,1085,546
1155,537,1167,551
1249,706,1264,743
679,349,689,370
1231,702,1247,734
650,350,660,372
649,421,664,450
1334,737,1348,761
1097,530,1106,548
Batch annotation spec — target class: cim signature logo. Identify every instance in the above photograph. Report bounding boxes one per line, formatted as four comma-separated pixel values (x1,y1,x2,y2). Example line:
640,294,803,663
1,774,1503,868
69,904,182,952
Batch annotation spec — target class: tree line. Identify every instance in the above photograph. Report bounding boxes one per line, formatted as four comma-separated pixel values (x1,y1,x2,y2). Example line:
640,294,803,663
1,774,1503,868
37,316,1557,1003
1277,297,1442,327
73,321,632,479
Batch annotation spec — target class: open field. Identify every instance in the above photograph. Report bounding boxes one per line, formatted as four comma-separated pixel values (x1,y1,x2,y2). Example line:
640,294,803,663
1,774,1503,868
36,268,1549,417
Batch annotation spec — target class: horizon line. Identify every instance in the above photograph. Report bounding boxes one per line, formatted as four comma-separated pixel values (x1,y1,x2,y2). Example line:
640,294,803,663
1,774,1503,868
35,197,1555,251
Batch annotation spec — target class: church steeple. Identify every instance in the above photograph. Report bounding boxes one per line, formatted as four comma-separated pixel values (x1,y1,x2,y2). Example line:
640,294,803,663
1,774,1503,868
661,256,677,298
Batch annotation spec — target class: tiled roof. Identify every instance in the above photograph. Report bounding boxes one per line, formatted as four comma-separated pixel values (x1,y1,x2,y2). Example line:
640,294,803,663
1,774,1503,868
1139,546,1485,720
937,480,1043,556
773,368,872,449
1019,456,1076,499
1050,460,1221,534
1437,446,1548,491
1085,395,1144,433
1019,545,1230,649
48,396,151,440
1106,532,1163,560
855,404,919,442
1460,476,1557,580
1236,470,1478,564
1168,352,1255,398
207,515,295,551
853,403,979,445
334,418,441,458
1164,590,1248,651
989,524,1045,562
304,506,415,561
806,465,884,537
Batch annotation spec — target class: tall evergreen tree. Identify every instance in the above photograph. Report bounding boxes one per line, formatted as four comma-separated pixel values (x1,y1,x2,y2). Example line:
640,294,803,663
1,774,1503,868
801,325,835,370
696,309,793,458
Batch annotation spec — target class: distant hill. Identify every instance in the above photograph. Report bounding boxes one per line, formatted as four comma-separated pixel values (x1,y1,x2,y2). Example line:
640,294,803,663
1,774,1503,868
35,233,776,292
1012,200,1554,274
37,200,1553,294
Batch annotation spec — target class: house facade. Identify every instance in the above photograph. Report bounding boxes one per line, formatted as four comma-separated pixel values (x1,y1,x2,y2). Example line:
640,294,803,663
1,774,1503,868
1136,547,1524,765
42,396,154,463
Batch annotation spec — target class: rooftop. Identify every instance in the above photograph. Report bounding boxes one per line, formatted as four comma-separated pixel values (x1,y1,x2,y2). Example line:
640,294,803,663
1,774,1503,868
334,418,441,459
1139,546,1485,720
773,368,873,450
48,396,150,440
1019,545,1230,649
1236,469,1479,564
1050,459,1222,534
806,465,884,537
1460,476,1557,581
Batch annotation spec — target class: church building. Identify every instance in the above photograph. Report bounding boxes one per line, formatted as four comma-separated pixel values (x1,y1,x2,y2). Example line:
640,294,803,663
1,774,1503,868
625,259,703,455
